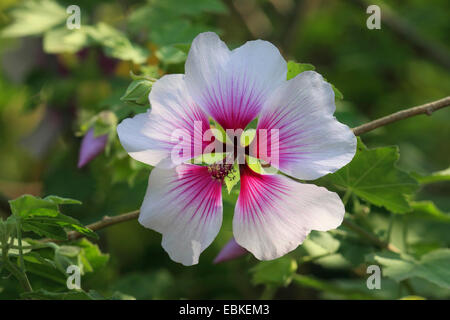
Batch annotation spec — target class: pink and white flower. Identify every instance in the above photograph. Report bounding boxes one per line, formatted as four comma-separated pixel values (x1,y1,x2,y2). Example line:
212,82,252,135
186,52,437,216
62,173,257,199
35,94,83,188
117,32,356,266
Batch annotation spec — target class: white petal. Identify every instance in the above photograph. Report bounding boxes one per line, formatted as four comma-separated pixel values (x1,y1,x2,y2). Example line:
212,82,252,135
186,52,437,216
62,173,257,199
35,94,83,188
117,74,210,168
251,71,356,180
139,164,223,266
185,32,286,130
233,166,345,260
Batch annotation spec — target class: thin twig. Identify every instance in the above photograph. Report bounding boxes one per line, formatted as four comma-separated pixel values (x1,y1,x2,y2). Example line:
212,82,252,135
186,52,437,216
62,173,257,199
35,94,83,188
65,210,140,241
352,96,450,136
1,235,33,292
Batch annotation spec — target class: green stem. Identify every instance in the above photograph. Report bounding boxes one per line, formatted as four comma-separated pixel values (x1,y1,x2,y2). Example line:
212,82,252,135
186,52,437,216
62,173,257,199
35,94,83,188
342,189,352,206
4,259,33,292
386,213,395,243
129,70,157,82
342,218,400,253
1,237,32,292
402,279,416,296
16,221,25,272
260,285,277,300
402,215,409,252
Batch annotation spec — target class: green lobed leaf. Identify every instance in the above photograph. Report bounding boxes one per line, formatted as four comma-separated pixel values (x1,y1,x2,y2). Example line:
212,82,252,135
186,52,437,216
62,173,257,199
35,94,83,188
112,270,173,299
172,43,191,54
286,61,343,99
157,0,227,16
43,28,91,54
411,167,450,184
44,196,82,205
9,195,59,217
20,261,67,285
1,0,67,38
293,274,375,299
35,20,149,62
22,223,68,240
8,194,97,240
82,111,118,137
286,61,315,80
336,238,374,267
410,201,450,223
85,23,149,64
155,46,187,65
20,245,68,285
21,289,105,300
23,252,57,269
330,83,344,100
322,139,419,213
302,231,340,257
53,239,109,275
120,79,153,106
300,231,371,269
128,0,226,39
20,238,108,284
22,212,96,240
150,20,215,47
366,249,450,289
251,257,298,287
54,245,80,273
21,288,134,300
75,238,110,273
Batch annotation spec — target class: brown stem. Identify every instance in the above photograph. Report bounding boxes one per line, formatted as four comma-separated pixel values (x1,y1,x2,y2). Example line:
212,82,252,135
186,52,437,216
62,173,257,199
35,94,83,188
352,96,450,136
66,210,140,241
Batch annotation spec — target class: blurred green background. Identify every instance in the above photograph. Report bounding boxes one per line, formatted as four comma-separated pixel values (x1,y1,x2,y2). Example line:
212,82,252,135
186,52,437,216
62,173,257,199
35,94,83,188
0,0,449,299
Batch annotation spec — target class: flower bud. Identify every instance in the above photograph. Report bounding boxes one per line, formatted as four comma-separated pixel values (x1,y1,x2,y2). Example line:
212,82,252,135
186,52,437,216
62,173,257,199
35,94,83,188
213,237,248,264
77,128,108,168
